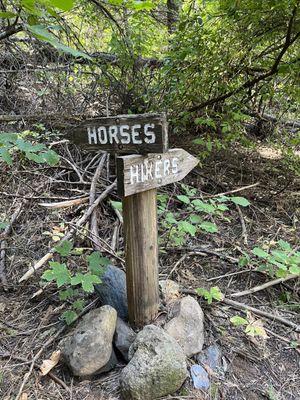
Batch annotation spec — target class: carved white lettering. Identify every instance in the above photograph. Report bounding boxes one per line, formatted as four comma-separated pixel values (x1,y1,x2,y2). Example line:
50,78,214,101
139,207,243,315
88,126,97,144
132,124,142,144
109,126,119,144
120,125,130,144
155,160,162,178
144,123,155,143
145,161,153,180
171,157,178,174
163,159,170,175
97,127,107,144
130,165,140,184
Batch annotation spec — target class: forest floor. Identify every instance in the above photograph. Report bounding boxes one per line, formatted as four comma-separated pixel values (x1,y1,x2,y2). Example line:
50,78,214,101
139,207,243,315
0,135,299,400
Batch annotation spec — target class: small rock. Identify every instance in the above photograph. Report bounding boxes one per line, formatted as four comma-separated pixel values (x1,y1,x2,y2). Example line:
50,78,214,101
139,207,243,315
95,265,128,320
114,317,136,361
60,305,117,376
197,344,222,372
190,364,210,390
164,296,204,357
120,325,187,400
159,279,180,303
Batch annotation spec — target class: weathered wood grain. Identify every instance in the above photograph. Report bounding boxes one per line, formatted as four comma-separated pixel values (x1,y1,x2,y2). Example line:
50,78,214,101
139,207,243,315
123,189,159,327
117,148,199,196
68,112,168,154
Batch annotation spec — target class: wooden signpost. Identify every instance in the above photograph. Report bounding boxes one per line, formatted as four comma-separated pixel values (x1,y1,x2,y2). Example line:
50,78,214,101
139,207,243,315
68,113,168,154
70,112,198,328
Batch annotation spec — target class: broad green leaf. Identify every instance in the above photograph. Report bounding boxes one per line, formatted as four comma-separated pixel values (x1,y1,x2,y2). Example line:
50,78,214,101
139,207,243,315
111,201,122,211
178,220,197,236
252,247,269,259
88,251,110,275
177,195,190,204
0,132,17,143
200,221,218,233
42,150,60,165
72,299,85,312
165,212,177,224
62,310,78,325
15,138,45,152
27,25,92,60
25,152,44,163
189,214,202,224
0,11,17,18
289,265,300,275
192,200,215,213
55,240,73,256
210,286,224,301
42,262,71,287
59,288,74,300
48,0,74,11
0,222,9,230
0,148,13,165
71,273,101,293
230,315,248,326
277,240,291,251
230,197,250,207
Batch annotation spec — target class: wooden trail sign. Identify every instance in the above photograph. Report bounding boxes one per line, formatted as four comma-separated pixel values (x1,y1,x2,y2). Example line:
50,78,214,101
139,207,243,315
116,148,199,197
68,113,168,154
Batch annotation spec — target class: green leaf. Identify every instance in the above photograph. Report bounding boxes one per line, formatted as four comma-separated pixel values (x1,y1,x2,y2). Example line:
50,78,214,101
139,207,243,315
200,221,218,233
55,240,73,256
230,197,250,207
0,148,13,165
0,222,9,230
210,286,224,301
71,272,101,293
15,138,45,152
62,310,78,325
252,247,269,259
59,288,74,300
289,265,300,275
87,251,110,275
238,255,250,267
165,212,177,224
192,200,215,213
277,240,292,251
189,214,202,224
178,220,197,236
0,11,17,18
110,201,122,211
42,262,71,287
27,25,92,60
230,315,248,326
177,195,190,204
72,299,85,312
48,0,74,11
42,150,60,165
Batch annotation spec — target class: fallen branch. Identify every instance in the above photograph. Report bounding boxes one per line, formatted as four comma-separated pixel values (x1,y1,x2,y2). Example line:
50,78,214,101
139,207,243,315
181,288,300,332
230,274,299,298
18,181,116,283
200,182,260,199
38,196,89,209
236,204,248,245
89,154,107,251
0,202,24,288
222,298,300,332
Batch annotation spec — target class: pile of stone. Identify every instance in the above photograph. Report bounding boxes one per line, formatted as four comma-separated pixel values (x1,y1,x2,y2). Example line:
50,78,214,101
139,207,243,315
59,265,223,400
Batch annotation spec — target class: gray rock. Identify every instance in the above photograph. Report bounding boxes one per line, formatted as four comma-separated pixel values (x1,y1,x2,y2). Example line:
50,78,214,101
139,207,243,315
190,364,210,390
197,344,222,372
164,296,204,357
120,325,187,400
60,305,117,376
114,317,136,361
159,279,180,303
95,265,128,320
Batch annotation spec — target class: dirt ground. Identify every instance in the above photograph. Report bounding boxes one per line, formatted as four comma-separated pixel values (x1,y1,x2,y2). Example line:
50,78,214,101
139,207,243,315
0,139,299,400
